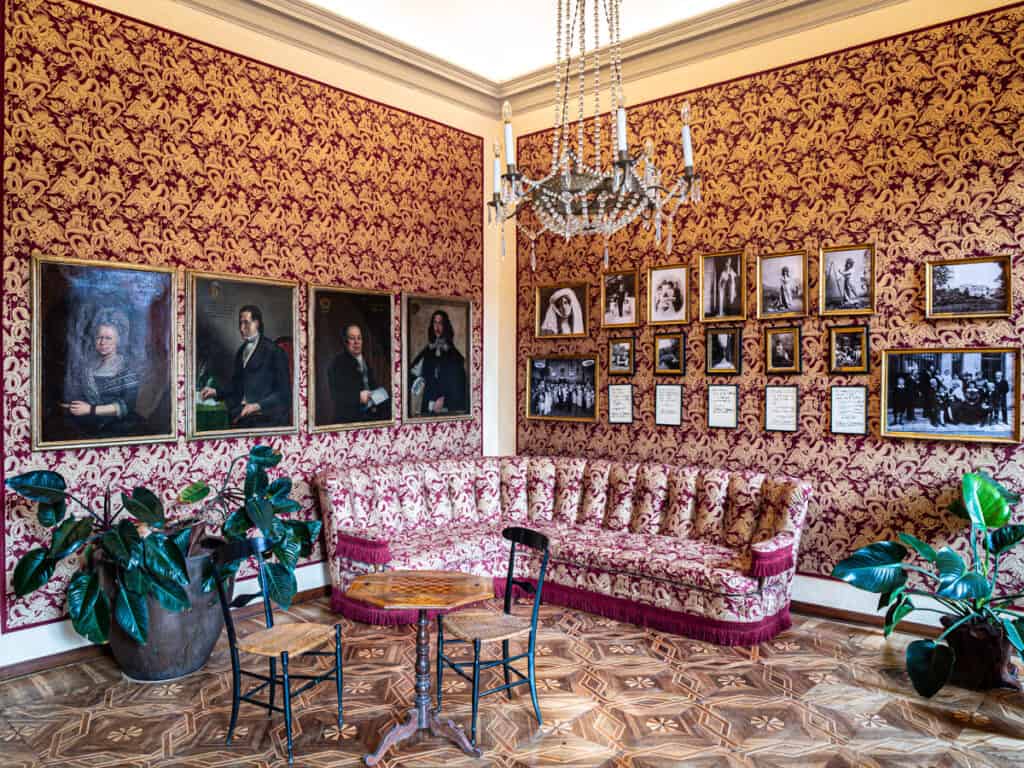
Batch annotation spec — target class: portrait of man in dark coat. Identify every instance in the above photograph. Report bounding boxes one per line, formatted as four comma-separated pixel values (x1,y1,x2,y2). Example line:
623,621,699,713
328,323,391,423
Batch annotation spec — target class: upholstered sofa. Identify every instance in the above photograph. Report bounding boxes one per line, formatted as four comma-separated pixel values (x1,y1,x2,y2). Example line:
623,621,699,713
315,456,812,645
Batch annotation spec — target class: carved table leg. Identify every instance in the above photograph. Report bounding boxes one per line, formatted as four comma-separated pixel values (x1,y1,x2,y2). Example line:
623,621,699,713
364,709,418,767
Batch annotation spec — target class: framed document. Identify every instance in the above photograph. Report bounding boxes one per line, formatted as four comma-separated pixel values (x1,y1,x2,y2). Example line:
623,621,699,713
831,385,868,435
608,383,634,424
707,384,738,429
765,385,798,432
655,384,683,426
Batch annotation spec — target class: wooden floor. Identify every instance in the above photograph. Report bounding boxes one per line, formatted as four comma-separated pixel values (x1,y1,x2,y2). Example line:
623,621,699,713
1,597,1022,767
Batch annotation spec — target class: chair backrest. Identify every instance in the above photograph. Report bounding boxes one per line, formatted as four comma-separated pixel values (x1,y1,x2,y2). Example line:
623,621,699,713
501,526,550,630
203,536,276,652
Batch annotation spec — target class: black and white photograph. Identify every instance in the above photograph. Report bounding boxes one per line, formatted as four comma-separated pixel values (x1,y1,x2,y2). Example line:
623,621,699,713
608,338,634,375
881,348,1020,443
700,250,745,322
32,255,176,451
926,256,1011,319
188,272,297,440
829,325,870,374
403,293,472,423
309,286,393,433
706,328,742,375
602,269,639,328
648,264,688,325
608,383,634,424
654,332,685,375
765,326,800,375
536,282,589,338
820,244,875,316
757,251,806,319
527,356,598,422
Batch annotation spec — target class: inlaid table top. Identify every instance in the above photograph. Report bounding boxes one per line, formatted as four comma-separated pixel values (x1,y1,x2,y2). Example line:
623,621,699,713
346,570,492,611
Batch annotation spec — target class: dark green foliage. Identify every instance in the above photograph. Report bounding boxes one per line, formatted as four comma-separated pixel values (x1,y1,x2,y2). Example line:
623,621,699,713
906,640,955,698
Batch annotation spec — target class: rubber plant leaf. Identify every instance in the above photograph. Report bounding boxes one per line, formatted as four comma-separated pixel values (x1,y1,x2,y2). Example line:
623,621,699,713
905,639,955,698
271,525,301,571
223,508,250,540
937,572,990,601
68,571,109,645
121,488,165,527
832,541,909,594
50,518,93,560
263,561,297,610
177,481,210,505
144,532,190,587
114,583,149,644
5,470,66,503
37,499,67,528
248,444,282,468
245,497,276,538
12,548,54,596
148,575,191,613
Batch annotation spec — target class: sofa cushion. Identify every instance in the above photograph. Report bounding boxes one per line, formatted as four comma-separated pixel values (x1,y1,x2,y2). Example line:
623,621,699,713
579,459,613,527
693,469,730,543
660,466,698,538
438,460,478,523
604,462,640,531
631,463,670,534
754,477,813,543
475,458,502,523
722,471,765,549
500,457,530,522
527,456,557,523
395,463,428,525
386,524,507,576
422,464,454,526
553,458,587,525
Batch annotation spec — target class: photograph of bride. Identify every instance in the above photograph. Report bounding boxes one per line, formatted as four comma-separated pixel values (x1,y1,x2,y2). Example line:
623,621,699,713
820,244,875,316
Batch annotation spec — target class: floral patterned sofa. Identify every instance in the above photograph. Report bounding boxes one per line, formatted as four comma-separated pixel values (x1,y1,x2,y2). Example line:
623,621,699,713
315,456,812,645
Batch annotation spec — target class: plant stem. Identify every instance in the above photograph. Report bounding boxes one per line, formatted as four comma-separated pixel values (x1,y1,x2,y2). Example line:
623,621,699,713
64,493,105,526
219,455,247,496
937,612,975,642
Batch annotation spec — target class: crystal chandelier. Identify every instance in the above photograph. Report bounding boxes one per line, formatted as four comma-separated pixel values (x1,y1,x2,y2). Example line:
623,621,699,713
489,0,701,270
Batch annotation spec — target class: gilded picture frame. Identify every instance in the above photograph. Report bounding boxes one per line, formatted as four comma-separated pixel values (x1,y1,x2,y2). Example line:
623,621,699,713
819,243,876,317
764,326,801,375
829,325,870,374
402,293,474,424
654,332,686,375
608,337,635,376
757,250,807,319
648,263,688,325
535,281,589,338
706,327,742,376
526,355,599,422
699,250,746,323
601,269,640,328
925,256,1012,320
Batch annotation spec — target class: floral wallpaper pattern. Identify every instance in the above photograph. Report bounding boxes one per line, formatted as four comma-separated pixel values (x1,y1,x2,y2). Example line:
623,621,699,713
2,0,483,631
516,6,1024,592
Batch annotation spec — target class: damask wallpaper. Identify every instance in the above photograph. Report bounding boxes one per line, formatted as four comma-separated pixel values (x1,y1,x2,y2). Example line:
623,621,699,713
2,0,483,631
516,6,1024,592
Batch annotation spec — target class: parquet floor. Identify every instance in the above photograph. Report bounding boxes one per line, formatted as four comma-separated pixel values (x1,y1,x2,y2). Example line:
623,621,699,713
1,598,1022,767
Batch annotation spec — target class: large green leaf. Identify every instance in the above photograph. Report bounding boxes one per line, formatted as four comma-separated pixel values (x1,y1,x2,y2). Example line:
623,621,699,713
263,562,297,609
246,497,276,537
937,571,990,601
905,639,955,698
114,583,149,644
878,583,907,611
244,466,269,499
282,519,320,558
12,548,54,596
271,526,301,570
935,547,966,582
248,445,282,468
986,525,1024,556
1003,617,1024,653
101,528,131,566
897,533,937,563
37,499,67,528
963,473,1010,529
117,519,143,567
884,596,915,637
148,575,191,612
171,526,193,559
267,478,292,499
270,496,301,515
123,567,151,595
223,508,250,540
974,471,1021,504
832,541,909,594
144,532,190,586
121,488,165,527
50,518,94,560
177,481,210,505
6,471,67,503
67,571,110,644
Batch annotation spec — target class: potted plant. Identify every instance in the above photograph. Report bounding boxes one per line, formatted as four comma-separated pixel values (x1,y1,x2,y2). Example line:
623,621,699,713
6,471,223,681
833,471,1024,697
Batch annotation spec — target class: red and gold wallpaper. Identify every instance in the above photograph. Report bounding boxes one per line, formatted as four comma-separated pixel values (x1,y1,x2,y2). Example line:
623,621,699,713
2,0,483,631
516,6,1024,590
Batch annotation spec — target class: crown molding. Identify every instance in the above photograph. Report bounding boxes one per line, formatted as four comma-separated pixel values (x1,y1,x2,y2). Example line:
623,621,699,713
173,0,910,119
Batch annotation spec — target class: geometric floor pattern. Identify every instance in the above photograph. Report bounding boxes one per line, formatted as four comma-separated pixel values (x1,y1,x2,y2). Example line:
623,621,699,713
1,597,1022,767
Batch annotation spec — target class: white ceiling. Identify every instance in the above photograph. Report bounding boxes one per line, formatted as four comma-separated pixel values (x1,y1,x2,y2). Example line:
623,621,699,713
304,1,742,82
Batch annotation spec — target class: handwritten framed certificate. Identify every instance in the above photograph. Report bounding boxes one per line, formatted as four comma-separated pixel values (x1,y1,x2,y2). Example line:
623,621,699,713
830,385,868,435
608,384,634,424
765,385,798,432
707,384,738,429
655,384,683,426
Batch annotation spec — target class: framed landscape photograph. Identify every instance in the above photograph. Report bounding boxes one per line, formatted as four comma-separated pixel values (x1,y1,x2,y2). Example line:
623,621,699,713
187,272,298,440
880,348,1020,443
829,325,870,374
700,250,745,322
403,293,473,423
601,269,640,328
608,338,634,375
757,251,807,319
309,285,393,433
608,383,634,424
707,384,739,429
820,243,875,316
648,264,688,325
831,385,868,435
32,255,176,451
536,282,589,338
925,256,1011,319
765,326,801,375
765,385,799,433
526,356,598,422
654,332,685,375
706,328,742,375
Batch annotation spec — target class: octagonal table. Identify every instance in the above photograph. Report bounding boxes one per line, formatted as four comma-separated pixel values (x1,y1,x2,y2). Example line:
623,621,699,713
346,570,493,766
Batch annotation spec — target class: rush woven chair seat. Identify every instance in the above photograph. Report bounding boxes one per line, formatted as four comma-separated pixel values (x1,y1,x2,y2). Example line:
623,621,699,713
206,537,344,766
436,526,550,747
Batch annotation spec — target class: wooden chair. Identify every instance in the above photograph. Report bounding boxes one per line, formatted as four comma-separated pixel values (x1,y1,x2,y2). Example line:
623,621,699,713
435,526,550,745
206,537,343,765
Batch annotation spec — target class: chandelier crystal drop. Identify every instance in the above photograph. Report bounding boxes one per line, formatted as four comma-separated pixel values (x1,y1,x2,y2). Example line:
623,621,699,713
489,0,702,270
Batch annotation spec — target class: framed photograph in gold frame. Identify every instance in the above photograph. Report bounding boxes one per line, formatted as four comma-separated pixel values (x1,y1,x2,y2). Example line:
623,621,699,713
699,250,745,323
535,282,589,338
601,269,640,328
608,338,634,376
829,325,870,374
187,271,299,441
31,254,177,451
757,250,807,319
925,256,1011,319
654,332,685,375
526,355,598,422
308,285,394,433
648,264,688,325
706,327,742,375
764,326,801,375
819,243,875,316
880,347,1020,444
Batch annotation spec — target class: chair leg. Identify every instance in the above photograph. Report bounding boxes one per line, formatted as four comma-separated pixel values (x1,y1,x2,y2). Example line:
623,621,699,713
527,643,542,727
268,658,276,717
435,616,444,712
471,639,481,746
334,624,344,727
226,650,241,745
502,639,512,700
281,651,294,765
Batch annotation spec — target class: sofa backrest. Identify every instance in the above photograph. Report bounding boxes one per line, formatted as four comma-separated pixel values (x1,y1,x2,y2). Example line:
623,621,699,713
315,456,812,551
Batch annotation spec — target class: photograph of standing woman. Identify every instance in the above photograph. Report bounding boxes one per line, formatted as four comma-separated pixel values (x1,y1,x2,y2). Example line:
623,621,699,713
821,244,875,315
701,251,745,321
404,294,472,422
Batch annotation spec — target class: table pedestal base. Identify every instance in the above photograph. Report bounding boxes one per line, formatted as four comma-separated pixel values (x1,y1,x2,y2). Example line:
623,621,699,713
364,609,482,766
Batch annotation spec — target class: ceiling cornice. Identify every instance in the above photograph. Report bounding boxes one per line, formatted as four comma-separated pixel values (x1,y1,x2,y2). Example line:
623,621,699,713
175,0,909,119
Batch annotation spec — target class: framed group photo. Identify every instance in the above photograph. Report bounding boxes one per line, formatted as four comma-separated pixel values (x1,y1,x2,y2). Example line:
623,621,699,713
403,293,473,423
880,348,1020,443
706,328,742,375
602,269,640,328
608,338,634,376
829,325,870,374
648,264,688,325
536,282,589,338
526,356,598,422
925,256,1011,319
32,255,176,451
187,272,298,440
757,251,807,319
654,332,685,375
309,286,393,433
820,243,875,316
765,326,801,375
700,250,745,322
